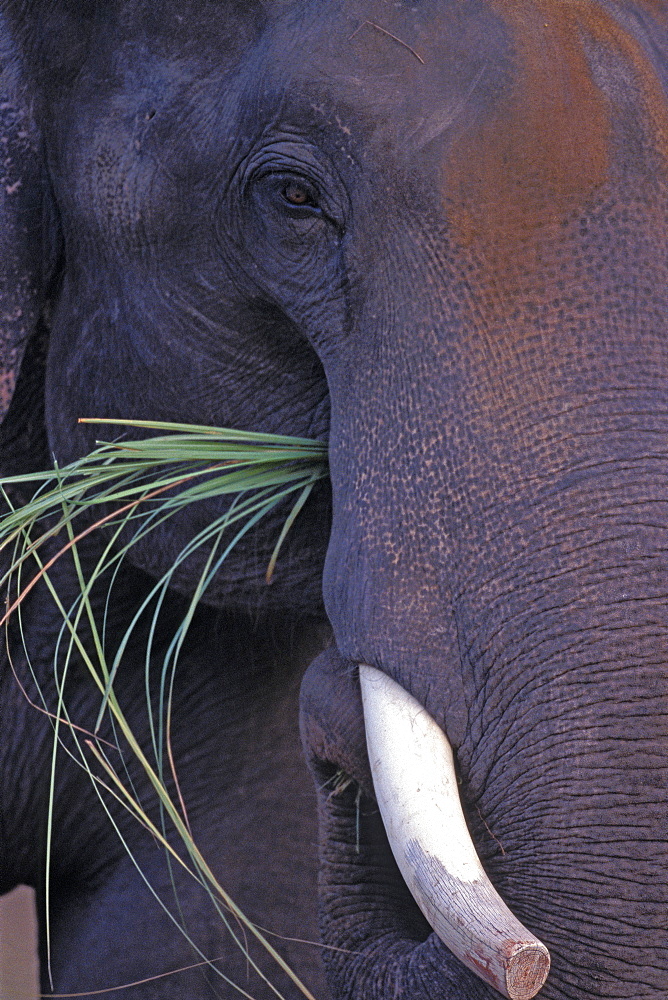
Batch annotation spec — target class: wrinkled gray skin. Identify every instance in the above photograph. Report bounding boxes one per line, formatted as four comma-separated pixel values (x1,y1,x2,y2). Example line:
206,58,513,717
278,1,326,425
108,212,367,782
1,1,668,998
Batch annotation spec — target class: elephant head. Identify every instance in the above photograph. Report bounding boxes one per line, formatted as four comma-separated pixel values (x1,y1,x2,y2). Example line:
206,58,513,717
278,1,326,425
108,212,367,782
1,1,667,998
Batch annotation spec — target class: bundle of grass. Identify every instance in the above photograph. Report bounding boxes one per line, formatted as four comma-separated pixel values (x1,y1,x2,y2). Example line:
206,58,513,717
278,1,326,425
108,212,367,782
0,418,329,1000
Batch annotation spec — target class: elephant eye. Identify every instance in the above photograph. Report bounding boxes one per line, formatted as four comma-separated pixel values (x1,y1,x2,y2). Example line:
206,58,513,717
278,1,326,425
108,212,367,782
243,162,344,233
283,181,315,207
283,182,309,205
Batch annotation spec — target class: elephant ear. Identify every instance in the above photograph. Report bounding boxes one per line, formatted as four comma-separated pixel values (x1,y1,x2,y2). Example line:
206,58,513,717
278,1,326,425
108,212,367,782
0,11,63,477
0,39,44,419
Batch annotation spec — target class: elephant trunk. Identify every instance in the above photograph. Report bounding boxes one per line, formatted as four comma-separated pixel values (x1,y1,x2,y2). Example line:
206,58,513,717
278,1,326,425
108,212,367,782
310,167,668,996
312,365,668,998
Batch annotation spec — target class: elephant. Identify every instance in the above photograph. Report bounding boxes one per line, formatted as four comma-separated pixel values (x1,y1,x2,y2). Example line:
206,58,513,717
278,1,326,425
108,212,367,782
1,0,667,998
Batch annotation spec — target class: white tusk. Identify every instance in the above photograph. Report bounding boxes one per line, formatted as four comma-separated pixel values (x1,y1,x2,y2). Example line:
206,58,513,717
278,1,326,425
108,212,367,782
359,664,550,1000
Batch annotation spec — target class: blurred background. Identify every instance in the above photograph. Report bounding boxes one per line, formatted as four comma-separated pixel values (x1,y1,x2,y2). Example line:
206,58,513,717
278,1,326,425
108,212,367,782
0,886,39,1000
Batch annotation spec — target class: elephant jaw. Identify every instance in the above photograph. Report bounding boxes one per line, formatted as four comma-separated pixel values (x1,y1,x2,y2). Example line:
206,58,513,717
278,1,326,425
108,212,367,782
359,665,551,1000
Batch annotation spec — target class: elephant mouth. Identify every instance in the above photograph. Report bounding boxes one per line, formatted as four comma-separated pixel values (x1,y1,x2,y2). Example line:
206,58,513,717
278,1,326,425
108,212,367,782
359,665,551,1000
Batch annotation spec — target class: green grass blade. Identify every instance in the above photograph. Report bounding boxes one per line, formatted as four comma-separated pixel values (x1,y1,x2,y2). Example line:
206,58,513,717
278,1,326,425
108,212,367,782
1,418,330,999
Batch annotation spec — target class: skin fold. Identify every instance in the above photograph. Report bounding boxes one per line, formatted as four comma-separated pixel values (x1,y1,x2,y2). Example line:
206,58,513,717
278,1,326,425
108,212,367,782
1,1,667,998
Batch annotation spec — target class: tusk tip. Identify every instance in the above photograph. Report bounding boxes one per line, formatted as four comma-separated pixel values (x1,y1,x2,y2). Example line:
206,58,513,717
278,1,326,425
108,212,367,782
505,942,551,1000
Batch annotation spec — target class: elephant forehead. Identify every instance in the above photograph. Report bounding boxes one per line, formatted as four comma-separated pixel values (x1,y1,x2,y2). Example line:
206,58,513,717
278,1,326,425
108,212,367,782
442,0,668,246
